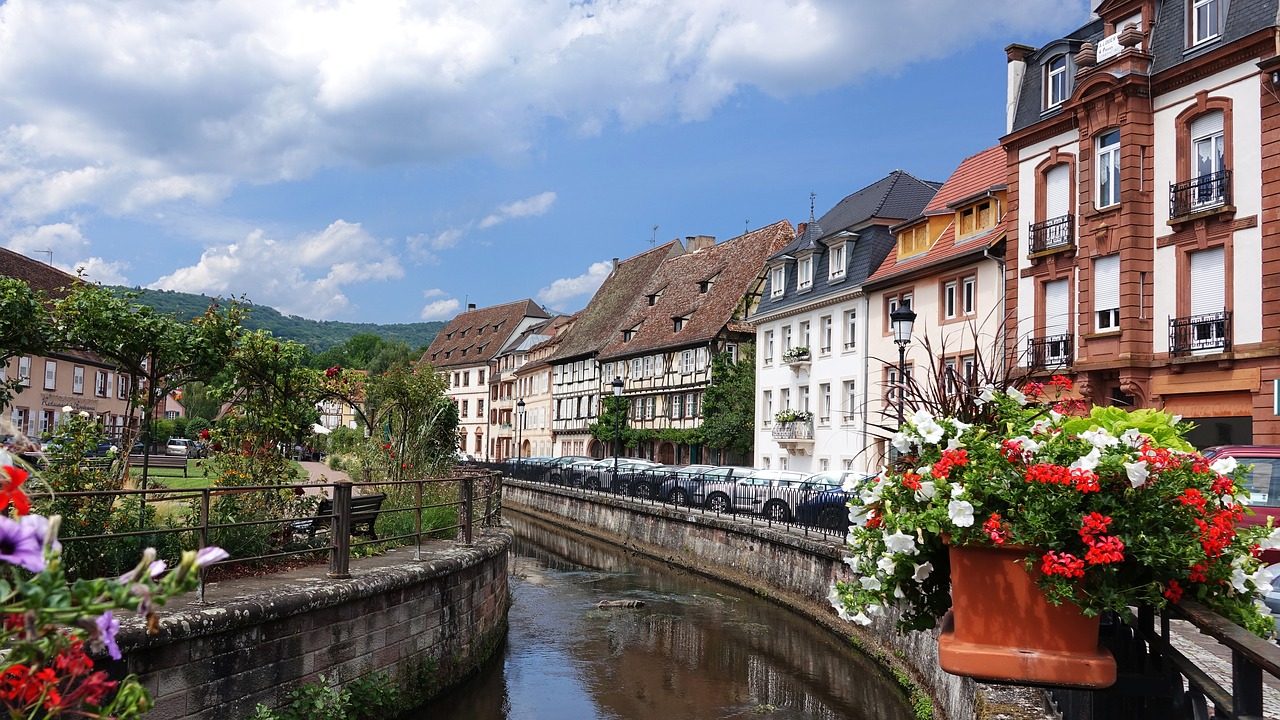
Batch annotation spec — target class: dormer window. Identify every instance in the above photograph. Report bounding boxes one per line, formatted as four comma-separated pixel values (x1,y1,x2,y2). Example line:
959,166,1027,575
770,266,786,298
623,327,637,342
646,293,659,306
673,316,689,332
797,255,813,290
959,200,995,237
1190,0,1222,46
1045,54,1069,109
828,243,846,280
897,224,930,259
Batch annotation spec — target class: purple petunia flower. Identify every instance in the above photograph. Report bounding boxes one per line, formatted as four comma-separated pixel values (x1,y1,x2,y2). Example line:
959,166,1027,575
194,546,229,568
0,515,46,573
95,611,122,660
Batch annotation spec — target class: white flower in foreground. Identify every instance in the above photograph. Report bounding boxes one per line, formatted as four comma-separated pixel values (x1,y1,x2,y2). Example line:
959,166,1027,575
910,409,935,427
946,438,963,451
1121,428,1144,448
1124,460,1150,489
1071,448,1102,472
915,481,936,502
1250,565,1276,595
894,585,906,599
948,418,972,436
849,505,872,528
917,419,945,444
892,432,913,454
1049,410,1063,424
948,500,975,527
860,575,883,591
883,529,917,555
913,561,933,582
1080,428,1120,448
828,585,850,620
1006,386,1027,406
1231,566,1250,594
876,556,896,575
1030,418,1054,435
77,411,90,418
62,405,73,413
976,384,996,406
1210,456,1239,477
950,482,965,499
852,611,873,626
1260,527,1280,551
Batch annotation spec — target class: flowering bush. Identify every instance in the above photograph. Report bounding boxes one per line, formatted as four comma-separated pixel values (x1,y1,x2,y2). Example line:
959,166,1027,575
830,377,1278,636
0,451,227,718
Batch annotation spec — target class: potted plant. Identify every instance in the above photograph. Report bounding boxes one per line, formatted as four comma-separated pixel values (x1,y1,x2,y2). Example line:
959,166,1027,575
774,409,813,424
829,375,1277,688
782,346,811,363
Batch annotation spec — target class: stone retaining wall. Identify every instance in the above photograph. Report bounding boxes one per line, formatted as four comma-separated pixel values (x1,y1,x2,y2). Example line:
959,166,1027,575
503,481,977,720
114,532,511,720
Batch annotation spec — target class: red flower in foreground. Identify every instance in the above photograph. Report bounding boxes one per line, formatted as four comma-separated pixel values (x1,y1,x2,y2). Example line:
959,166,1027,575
0,465,30,516
1041,551,1086,579
1049,374,1073,390
1084,535,1125,565
982,513,1009,545
1164,580,1184,603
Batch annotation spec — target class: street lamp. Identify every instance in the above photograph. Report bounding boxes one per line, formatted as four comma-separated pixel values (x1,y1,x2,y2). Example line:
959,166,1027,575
890,301,917,428
515,398,525,467
611,376,625,475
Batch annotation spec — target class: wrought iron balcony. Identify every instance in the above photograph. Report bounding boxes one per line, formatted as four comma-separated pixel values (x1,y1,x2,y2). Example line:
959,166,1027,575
1169,310,1231,356
771,420,815,441
1028,215,1074,254
1027,333,1073,371
1170,169,1230,219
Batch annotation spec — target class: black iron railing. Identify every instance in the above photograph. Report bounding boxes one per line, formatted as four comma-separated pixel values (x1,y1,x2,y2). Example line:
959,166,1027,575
1028,215,1074,254
1170,310,1231,356
1028,333,1073,370
771,421,815,441
1170,169,1231,219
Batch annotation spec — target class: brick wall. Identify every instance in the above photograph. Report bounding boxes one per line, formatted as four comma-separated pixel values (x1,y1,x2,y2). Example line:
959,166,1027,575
111,534,510,720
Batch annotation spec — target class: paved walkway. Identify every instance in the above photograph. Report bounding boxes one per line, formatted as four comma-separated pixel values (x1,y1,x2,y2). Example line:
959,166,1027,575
1168,619,1280,718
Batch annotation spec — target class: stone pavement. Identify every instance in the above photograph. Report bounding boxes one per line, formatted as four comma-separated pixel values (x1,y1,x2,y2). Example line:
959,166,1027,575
1168,619,1280,718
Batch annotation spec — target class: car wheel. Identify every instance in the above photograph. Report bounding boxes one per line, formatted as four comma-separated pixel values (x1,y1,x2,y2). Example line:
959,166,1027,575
568,476,584,488
764,500,790,523
706,493,731,513
586,477,601,491
669,488,688,506
635,483,652,499
818,507,844,530
611,480,628,495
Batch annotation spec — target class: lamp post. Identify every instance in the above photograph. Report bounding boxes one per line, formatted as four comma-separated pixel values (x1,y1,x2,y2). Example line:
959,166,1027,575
890,301,917,428
611,376,625,476
515,398,525,467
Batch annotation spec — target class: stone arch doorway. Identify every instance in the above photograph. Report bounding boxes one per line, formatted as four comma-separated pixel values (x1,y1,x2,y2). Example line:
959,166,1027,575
657,441,676,465
588,439,604,459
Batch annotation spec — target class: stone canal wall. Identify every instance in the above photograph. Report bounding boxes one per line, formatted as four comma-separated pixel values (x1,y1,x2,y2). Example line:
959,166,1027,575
113,532,511,720
503,480,978,720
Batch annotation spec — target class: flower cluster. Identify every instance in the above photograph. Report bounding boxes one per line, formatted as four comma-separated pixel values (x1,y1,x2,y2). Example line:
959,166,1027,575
0,450,228,718
830,379,1278,635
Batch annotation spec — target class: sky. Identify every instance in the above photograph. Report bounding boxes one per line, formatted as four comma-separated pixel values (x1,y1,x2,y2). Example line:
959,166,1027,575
0,0,1091,324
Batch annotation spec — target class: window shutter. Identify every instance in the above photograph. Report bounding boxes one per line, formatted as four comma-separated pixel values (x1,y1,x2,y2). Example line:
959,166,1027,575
1044,279,1070,336
1189,111,1223,141
1045,164,1070,219
1094,256,1119,311
1189,247,1225,316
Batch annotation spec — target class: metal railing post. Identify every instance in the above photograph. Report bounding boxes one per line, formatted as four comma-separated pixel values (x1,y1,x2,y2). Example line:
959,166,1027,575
462,476,473,545
197,487,211,603
328,482,352,579
414,479,423,561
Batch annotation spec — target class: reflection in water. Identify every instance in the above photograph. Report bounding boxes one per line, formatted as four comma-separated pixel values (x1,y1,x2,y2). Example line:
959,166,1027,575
420,514,913,720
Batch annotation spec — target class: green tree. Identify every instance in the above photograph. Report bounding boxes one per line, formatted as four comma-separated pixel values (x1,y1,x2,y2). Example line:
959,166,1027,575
214,330,321,460
0,277,57,410
588,395,637,455
179,381,221,422
699,345,756,462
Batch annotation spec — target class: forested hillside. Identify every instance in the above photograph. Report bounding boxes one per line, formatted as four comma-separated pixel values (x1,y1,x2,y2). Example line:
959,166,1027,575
121,287,445,352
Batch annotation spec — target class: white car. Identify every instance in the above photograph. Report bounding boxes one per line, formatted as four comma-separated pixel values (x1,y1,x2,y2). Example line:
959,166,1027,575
165,438,194,457
701,469,810,520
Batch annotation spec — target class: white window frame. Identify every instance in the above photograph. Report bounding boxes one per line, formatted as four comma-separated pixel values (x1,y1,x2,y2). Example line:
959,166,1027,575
44,360,56,390
820,316,833,353
842,380,857,425
1045,54,1069,108
1191,0,1222,45
726,343,738,364
1094,255,1121,332
781,325,793,353
943,281,958,319
16,356,30,387
681,350,695,374
829,243,846,280
843,309,857,350
799,321,810,349
72,366,84,395
962,276,977,315
770,266,786,298
819,383,831,424
798,255,813,290
1096,129,1121,208
764,330,775,365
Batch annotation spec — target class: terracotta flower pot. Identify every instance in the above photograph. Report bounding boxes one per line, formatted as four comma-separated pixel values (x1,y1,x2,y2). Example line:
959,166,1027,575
937,543,1116,688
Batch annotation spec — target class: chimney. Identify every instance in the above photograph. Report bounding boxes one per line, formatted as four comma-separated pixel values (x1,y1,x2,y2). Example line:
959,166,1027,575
1005,44,1035,134
613,257,620,271
685,235,715,252
467,303,477,311
797,222,808,236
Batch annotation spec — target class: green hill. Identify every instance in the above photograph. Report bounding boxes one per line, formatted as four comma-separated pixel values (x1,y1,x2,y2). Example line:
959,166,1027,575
121,287,446,352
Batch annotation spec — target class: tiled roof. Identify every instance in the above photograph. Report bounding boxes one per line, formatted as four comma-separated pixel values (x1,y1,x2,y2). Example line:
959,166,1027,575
421,299,549,369
866,146,1008,286
546,241,684,363
0,247,78,298
599,220,795,360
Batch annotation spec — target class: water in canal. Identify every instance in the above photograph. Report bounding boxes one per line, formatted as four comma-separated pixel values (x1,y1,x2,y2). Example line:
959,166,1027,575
422,514,916,720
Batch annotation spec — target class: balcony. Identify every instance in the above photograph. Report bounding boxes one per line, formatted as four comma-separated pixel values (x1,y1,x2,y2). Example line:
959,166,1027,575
772,417,815,455
1028,215,1074,255
1169,169,1230,220
1027,334,1073,371
1169,310,1231,356
781,347,811,372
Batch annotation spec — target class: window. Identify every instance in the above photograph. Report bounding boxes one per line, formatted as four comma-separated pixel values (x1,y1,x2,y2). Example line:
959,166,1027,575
780,387,791,411
725,343,738,364
764,330,775,365
898,224,930,258
1188,246,1227,349
1094,255,1120,331
820,316,833,353
798,256,813,290
961,355,976,387
72,367,84,395
461,400,469,417
622,328,635,342
673,316,686,332
478,369,485,384
1096,129,1121,208
1041,278,1072,366
799,385,810,413
943,281,958,319
843,309,857,350
781,325,793,353
819,458,829,471
681,350,695,374
829,243,846,280
963,276,976,315
474,431,482,453
1045,54,1068,108
671,393,685,418
16,357,29,387
631,358,642,378
770,266,786,298
843,380,857,425
1191,0,1222,45
117,375,129,399
1190,110,1226,210
463,371,470,387
44,361,56,390
687,392,699,417
695,348,707,371
477,399,484,416
95,371,108,397
820,383,831,424
944,358,958,394
763,390,773,425
39,410,52,435
643,355,654,378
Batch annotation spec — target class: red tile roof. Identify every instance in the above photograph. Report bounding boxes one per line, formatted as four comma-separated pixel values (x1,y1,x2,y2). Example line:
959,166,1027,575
421,299,549,369
921,146,1007,215
599,220,795,360
0,247,78,298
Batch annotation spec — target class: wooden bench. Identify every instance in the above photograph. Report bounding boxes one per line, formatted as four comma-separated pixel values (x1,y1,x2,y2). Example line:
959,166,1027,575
296,493,387,540
127,454,189,477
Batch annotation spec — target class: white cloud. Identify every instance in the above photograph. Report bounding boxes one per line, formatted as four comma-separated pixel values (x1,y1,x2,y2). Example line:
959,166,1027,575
536,260,613,308
3,223,130,283
0,0,1083,225
478,191,557,229
73,257,130,285
149,220,404,319
420,293,461,321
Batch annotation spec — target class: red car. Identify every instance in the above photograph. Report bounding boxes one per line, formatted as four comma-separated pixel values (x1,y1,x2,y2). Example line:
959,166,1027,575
1201,445,1280,561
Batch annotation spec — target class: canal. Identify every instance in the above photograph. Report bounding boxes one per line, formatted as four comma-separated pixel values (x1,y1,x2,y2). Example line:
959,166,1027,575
422,513,915,720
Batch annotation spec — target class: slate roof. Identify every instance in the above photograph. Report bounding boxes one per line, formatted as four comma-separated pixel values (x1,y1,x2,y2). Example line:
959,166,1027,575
866,146,1008,287
421,299,549,369
0,247,78,298
1009,20,1103,134
598,220,796,361
545,241,684,363
755,171,941,319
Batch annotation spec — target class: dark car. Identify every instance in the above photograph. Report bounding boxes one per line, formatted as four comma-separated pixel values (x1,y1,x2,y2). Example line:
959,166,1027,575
546,456,595,484
794,471,876,531
653,464,718,505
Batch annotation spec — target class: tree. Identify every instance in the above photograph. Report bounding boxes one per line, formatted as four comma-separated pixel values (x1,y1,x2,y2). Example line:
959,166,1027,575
0,278,57,411
588,395,638,455
699,345,756,462
179,381,221,422
215,330,321,459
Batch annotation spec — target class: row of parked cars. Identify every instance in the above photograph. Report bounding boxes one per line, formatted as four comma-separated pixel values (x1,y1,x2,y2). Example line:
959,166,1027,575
504,455,871,531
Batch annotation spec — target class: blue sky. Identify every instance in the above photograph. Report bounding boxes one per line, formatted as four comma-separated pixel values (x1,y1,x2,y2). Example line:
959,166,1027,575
0,0,1089,324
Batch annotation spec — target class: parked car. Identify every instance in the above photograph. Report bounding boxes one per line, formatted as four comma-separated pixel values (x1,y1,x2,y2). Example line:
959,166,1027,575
1201,445,1280,561
653,464,718,505
702,469,809,520
794,471,877,531
166,438,194,457
606,461,666,494
546,456,595,484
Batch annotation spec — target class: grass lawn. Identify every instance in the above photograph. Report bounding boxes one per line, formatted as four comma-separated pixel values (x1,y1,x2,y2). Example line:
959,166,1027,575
126,458,310,491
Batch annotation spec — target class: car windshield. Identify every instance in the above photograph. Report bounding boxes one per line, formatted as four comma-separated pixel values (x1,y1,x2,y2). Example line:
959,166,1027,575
1229,456,1280,507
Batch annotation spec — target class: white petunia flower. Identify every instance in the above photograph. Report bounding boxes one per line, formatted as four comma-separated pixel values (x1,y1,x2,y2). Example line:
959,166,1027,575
62,405,73,413
1124,460,1150,489
883,530,917,555
852,611,873,626
77,411,90,418
1031,418,1054,435
912,561,933,582
1231,566,1250,594
910,409,935,427
876,556,896,575
976,384,996,406
948,418,972,436
1260,526,1280,551
1210,456,1239,477
946,438,963,451
1121,428,1144,448
1250,565,1276,594
1006,386,1027,406
849,505,872,528
892,432,913,454
917,419,945,444
950,482,965,499
860,575,883,591
1049,410,1063,424
1071,447,1102,472
1080,428,1120,449
915,481,936,502
948,500,975,527
894,585,906,599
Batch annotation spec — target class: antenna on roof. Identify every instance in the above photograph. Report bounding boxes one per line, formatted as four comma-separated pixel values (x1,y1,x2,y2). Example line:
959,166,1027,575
651,225,658,247
744,219,750,234
35,249,52,266
809,192,816,223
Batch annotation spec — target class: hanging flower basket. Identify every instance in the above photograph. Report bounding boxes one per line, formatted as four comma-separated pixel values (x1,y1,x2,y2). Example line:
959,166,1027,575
938,543,1115,688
